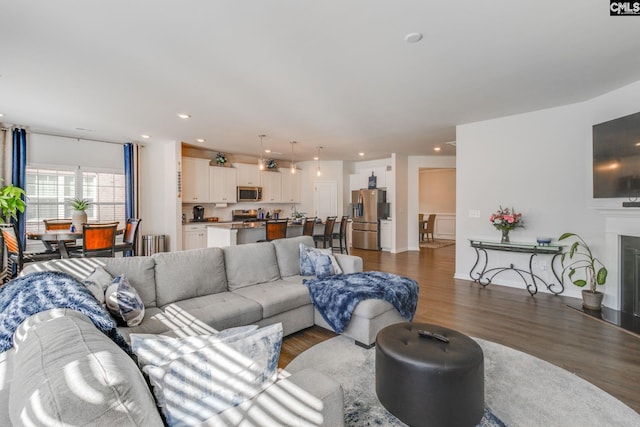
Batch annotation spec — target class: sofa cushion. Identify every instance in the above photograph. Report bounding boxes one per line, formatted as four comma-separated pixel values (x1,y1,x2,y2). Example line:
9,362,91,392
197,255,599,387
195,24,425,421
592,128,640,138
232,280,312,318
22,257,158,308
223,242,281,290
272,236,314,277
153,247,228,307
9,311,163,426
117,307,172,342
162,292,262,331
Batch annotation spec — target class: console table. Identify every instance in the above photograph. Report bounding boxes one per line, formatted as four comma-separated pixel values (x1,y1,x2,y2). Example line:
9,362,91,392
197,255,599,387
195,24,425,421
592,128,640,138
468,239,565,296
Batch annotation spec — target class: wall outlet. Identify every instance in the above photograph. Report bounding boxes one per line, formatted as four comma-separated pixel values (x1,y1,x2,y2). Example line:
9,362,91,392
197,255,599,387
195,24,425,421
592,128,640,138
469,209,481,218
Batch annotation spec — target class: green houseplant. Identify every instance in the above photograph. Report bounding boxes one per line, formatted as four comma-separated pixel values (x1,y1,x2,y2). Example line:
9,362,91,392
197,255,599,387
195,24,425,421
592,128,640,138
0,183,26,223
559,232,608,311
70,198,91,231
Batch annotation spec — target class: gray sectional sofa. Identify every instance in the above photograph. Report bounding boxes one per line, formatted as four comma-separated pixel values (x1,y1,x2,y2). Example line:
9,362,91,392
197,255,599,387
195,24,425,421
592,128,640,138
1,235,405,426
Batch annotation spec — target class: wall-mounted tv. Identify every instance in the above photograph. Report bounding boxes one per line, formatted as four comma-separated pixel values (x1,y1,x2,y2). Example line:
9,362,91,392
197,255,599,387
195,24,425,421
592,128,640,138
593,111,640,199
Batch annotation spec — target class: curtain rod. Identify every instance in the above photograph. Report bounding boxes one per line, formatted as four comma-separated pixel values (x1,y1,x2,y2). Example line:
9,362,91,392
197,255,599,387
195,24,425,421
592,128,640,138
1,127,129,146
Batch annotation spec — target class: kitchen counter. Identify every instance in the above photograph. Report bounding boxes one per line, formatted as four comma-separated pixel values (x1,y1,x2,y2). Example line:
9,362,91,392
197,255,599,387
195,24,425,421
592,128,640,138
205,221,329,247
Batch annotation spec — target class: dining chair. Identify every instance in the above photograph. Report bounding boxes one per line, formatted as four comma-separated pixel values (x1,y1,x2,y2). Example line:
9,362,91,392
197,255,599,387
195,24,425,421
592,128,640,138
69,222,118,258
302,217,317,236
419,214,436,243
332,216,349,254
114,218,142,256
43,218,75,251
0,223,59,281
258,220,288,242
313,216,337,249
418,213,425,242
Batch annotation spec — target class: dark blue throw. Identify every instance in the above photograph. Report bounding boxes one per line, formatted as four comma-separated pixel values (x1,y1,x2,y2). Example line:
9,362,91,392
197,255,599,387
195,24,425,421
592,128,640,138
304,271,419,333
0,271,129,353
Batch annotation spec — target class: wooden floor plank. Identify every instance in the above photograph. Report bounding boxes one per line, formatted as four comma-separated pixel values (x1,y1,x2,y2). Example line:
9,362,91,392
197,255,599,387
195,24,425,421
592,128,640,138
280,244,640,413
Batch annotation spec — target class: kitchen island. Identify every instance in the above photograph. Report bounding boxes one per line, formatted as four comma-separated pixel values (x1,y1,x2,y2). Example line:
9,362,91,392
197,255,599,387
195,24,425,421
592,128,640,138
206,221,329,247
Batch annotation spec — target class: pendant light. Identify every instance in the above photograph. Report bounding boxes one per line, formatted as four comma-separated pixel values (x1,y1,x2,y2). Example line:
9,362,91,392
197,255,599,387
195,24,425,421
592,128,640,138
258,134,266,170
315,146,322,177
290,141,297,174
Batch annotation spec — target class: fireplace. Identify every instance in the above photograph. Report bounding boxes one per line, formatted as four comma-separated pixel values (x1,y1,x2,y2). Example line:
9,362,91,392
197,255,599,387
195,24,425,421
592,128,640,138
620,236,640,317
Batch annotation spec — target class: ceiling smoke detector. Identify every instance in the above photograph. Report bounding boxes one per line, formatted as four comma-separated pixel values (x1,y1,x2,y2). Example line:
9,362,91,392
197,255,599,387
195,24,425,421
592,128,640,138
405,32,423,43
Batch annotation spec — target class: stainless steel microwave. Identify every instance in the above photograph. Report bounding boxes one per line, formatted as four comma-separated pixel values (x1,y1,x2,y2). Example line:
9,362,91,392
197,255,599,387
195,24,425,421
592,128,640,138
237,186,262,202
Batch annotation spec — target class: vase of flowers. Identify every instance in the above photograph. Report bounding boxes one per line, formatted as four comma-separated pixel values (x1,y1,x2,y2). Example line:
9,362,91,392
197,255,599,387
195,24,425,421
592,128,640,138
489,206,523,243
215,153,227,166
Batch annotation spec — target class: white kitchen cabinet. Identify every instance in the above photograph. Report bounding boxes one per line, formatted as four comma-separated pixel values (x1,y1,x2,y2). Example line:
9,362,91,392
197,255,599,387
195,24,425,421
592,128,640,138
209,166,237,203
260,171,282,203
358,166,387,189
182,157,211,203
235,163,261,187
183,224,207,250
280,169,301,203
380,219,392,251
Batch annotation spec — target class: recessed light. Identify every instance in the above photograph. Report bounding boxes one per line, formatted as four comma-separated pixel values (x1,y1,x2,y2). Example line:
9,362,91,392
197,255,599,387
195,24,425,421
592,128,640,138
434,147,441,152
405,32,423,43
177,113,191,119
265,149,271,153
196,138,205,143
0,113,4,118
359,152,365,157
141,134,150,139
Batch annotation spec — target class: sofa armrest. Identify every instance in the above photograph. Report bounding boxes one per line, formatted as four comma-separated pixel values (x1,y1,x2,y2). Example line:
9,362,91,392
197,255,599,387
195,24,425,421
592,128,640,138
198,368,344,427
334,254,363,274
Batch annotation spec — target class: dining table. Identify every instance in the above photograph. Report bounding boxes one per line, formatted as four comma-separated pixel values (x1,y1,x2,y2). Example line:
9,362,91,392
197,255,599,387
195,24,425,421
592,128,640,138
27,228,124,259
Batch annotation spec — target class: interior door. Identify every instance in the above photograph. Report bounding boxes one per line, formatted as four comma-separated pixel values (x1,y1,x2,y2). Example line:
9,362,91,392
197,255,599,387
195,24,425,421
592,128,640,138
314,181,337,219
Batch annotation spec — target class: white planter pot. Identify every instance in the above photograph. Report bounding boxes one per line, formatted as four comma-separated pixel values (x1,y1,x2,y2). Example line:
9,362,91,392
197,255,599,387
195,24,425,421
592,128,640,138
72,210,88,231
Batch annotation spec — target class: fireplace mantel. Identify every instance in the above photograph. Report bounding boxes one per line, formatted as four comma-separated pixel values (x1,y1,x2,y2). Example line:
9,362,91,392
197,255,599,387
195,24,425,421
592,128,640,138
599,209,640,310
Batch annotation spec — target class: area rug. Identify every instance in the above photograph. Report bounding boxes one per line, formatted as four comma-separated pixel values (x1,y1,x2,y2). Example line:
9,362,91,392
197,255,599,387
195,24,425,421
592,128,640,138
419,239,455,249
285,335,640,427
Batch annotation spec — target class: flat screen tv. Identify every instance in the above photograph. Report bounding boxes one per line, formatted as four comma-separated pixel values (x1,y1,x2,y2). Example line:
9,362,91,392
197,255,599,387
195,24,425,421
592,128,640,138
593,111,640,199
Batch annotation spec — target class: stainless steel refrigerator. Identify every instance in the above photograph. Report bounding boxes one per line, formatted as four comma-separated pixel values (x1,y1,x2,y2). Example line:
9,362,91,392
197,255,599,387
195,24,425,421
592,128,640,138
351,189,389,250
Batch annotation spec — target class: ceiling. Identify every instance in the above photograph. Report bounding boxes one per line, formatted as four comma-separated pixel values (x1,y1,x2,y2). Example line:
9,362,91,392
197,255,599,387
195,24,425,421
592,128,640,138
2,1,640,162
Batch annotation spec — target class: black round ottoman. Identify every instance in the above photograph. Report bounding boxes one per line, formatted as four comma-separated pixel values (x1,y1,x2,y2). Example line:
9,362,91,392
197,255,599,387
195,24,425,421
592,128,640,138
375,322,484,427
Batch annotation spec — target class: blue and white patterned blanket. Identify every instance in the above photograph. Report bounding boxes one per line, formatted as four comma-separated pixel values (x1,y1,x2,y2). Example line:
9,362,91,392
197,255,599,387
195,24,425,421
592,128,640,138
303,271,419,333
0,270,129,353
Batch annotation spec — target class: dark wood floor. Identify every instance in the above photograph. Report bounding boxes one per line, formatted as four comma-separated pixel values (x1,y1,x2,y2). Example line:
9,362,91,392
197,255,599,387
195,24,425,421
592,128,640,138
280,244,640,414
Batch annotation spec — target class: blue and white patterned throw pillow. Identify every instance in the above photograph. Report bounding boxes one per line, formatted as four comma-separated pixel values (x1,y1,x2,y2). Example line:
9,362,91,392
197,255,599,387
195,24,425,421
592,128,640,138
105,275,145,327
299,243,343,278
139,323,284,426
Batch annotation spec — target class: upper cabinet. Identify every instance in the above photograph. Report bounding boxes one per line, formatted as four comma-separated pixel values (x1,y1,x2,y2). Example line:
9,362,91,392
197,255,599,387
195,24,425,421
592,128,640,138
281,169,302,203
260,171,282,203
209,166,237,203
182,157,211,203
235,163,261,187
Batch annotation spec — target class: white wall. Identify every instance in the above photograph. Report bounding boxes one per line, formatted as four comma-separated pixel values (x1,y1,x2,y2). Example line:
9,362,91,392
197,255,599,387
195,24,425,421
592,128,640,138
455,79,640,306
139,141,181,252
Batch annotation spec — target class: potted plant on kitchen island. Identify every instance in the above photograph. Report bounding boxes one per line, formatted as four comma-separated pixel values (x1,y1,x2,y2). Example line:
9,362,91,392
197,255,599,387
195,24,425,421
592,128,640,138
559,232,608,311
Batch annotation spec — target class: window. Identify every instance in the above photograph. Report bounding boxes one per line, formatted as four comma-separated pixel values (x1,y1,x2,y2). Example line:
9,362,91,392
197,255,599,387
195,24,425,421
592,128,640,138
26,165,126,233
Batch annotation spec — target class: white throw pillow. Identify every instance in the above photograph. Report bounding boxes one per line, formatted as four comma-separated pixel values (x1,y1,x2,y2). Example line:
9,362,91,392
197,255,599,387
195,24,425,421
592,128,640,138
105,275,145,327
299,244,343,278
130,325,260,370
81,266,113,305
137,323,283,426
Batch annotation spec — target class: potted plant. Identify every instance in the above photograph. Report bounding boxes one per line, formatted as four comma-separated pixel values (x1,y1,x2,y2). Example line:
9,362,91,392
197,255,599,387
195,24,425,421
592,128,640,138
559,232,608,311
70,198,91,231
0,182,26,223
215,152,227,166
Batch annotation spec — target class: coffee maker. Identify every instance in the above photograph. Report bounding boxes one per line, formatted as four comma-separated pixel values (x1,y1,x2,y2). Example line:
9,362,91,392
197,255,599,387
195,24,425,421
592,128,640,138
193,205,205,221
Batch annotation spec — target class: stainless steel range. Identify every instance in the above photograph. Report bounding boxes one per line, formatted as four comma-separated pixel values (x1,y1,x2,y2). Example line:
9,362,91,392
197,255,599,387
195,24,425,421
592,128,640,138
232,209,258,221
